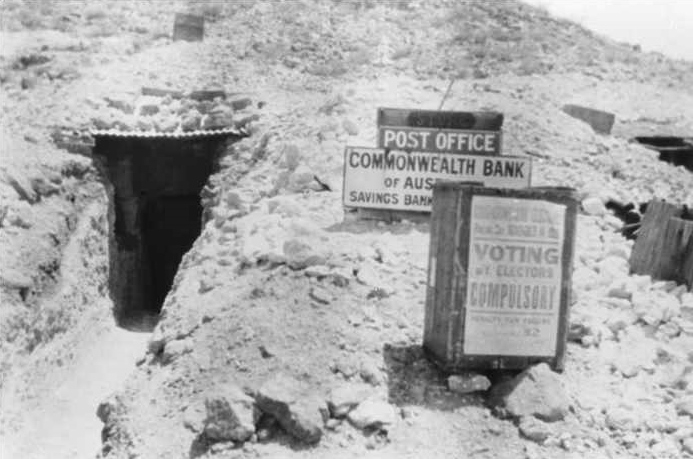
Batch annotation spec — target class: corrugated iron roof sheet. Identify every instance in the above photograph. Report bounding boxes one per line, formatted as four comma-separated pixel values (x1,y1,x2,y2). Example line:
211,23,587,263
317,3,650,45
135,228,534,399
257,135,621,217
91,127,246,139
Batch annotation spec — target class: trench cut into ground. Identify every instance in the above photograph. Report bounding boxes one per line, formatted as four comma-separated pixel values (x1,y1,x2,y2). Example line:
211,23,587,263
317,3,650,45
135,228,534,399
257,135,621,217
633,136,693,172
93,135,231,330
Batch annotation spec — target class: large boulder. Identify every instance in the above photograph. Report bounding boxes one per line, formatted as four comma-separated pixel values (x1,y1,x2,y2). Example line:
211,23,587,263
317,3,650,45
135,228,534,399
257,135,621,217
255,374,327,444
203,385,260,442
488,363,571,422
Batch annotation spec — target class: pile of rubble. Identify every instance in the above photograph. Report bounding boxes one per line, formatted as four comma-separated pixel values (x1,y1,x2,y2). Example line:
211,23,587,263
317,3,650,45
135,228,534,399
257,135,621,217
96,363,572,452
90,90,260,134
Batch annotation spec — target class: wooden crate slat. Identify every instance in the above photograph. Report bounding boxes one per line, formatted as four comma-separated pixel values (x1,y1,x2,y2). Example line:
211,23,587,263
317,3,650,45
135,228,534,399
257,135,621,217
630,200,682,276
661,217,693,286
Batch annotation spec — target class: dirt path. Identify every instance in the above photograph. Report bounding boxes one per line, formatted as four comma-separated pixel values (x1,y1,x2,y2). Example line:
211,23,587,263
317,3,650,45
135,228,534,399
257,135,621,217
1,317,150,459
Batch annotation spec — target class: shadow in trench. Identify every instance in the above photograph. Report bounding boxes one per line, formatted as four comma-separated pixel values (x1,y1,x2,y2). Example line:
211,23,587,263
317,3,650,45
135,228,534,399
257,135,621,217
383,343,486,411
92,135,236,332
633,136,693,172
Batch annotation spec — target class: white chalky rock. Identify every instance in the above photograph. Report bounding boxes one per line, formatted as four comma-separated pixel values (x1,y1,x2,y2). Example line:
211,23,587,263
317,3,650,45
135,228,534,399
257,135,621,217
518,416,553,443
448,373,491,394
355,261,393,295
347,397,398,430
658,321,681,339
267,196,304,217
488,363,570,422
683,437,693,455
281,143,301,170
224,192,247,211
286,165,316,192
652,280,679,292
605,406,641,431
241,234,283,265
255,374,326,444
650,437,682,457
204,385,260,442
677,396,693,417
327,383,373,418
605,310,638,334
572,266,600,291
283,237,329,269
603,214,624,230
304,265,332,278
631,275,653,291
582,197,607,216
633,291,681,326
162,338,194,363
605,243,630,261
669,285,688,301
607,278,638,300
597,255,629,275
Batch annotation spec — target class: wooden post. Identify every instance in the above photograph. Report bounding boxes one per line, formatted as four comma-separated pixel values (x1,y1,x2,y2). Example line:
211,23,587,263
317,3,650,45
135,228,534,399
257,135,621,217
653,217,693,284
629,200,682,276
423,183,577,371
173,13,204,42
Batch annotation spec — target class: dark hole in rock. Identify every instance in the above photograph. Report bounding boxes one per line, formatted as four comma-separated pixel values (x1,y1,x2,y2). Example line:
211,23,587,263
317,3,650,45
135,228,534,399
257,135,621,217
606,200,693,241
633,136,693,172
93,135,235,330
682,206,693,221
605,200,646,240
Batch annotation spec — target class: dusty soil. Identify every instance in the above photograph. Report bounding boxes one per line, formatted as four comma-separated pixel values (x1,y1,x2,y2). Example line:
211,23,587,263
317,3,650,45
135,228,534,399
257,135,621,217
1,1,693,459
1,316,149,459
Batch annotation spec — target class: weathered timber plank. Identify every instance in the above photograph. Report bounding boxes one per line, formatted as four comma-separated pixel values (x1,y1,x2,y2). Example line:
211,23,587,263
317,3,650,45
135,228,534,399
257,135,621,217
629,200,682,276
659,217,693,283
684,235,693,288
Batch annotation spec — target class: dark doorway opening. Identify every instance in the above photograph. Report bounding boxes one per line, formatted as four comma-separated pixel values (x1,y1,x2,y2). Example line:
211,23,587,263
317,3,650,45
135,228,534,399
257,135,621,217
143,195,202,310
93,134,236,330
633,136,693,172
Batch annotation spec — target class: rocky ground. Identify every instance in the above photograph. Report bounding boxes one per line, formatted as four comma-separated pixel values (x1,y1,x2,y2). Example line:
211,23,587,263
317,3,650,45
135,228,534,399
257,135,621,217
1,1,693,458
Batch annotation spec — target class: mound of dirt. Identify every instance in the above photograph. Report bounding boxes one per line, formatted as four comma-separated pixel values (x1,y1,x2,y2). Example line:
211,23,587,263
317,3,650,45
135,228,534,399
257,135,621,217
0,130,105,385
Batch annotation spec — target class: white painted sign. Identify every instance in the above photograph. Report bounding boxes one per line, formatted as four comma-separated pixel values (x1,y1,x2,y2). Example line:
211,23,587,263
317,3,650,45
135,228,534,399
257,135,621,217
378,127,501,154
342,147,531,212
463,196,566,356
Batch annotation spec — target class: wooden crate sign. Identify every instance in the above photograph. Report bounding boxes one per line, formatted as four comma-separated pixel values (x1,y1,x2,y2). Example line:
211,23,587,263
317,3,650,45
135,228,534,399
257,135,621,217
424,183,577,371
173,13,204,42
343,147,531,212
377,108,503,154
